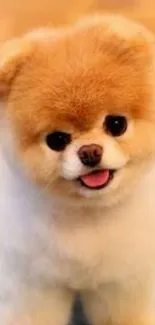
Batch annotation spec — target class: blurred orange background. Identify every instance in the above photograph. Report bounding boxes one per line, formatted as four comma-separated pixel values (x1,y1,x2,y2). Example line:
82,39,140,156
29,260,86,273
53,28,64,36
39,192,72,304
0,0,154,41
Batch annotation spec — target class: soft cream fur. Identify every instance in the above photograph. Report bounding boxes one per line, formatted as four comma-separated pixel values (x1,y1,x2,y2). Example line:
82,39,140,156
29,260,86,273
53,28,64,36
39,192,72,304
1,15,155,325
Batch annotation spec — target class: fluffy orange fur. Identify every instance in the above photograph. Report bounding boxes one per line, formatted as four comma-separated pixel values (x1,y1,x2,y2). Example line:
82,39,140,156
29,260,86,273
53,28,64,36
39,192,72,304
1,16,155,188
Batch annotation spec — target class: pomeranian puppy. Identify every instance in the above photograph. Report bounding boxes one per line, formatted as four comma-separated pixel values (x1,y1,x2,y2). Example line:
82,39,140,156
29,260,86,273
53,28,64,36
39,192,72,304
1,14,155,325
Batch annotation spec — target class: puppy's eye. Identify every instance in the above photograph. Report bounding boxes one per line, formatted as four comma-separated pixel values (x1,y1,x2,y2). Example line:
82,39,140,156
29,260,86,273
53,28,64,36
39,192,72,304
46,132,71,151
104,115,127,137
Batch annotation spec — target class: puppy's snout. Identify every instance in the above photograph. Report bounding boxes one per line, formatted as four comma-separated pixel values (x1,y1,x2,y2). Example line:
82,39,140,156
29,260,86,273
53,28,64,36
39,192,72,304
78,144,103,167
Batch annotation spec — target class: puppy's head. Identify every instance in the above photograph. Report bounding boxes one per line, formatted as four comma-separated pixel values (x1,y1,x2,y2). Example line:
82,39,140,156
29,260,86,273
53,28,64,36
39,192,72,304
1,15,155,206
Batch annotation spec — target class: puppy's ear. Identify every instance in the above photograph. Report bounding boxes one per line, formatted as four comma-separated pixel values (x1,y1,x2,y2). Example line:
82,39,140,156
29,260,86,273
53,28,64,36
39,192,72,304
0,38,32,97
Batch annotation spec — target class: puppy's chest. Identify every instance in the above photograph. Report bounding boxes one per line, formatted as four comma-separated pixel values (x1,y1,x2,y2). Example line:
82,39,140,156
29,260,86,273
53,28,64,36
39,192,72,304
19,223,106,290
2,200,155,291
23,207,155,291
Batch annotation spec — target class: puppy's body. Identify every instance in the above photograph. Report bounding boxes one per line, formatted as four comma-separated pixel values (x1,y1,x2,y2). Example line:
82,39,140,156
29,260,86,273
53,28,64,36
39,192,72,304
1,15,155,325
1,130,155,325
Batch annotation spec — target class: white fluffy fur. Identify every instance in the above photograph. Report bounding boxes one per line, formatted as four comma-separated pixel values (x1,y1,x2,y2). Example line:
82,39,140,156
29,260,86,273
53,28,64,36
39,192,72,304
1,118,155,325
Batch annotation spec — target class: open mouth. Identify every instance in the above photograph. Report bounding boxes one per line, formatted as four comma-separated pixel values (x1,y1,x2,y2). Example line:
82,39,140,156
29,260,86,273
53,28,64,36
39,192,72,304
78,169,115,190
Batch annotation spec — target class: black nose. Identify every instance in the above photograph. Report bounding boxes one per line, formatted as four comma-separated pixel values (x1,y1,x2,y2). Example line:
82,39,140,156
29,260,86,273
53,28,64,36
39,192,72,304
78,144,103,167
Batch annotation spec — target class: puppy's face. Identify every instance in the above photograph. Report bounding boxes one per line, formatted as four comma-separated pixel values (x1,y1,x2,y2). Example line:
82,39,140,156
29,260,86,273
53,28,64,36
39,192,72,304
1,16,155,206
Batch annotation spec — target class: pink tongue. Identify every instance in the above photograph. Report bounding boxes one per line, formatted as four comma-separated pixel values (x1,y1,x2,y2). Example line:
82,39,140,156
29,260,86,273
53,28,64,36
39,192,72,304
81,170,110,188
